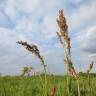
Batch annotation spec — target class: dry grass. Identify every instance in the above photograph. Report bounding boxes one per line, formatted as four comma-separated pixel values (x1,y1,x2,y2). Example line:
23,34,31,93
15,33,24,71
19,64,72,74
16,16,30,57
17,41,48,96
56,9,80,96
87,62,94,96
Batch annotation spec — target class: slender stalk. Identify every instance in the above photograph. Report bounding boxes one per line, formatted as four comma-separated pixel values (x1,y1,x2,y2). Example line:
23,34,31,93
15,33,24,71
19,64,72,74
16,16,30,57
88,73,92,96
87,62,93,96
44,65,47,96
76,78,80,96
67,73,70,96
56,9,80,96
17,41,48,96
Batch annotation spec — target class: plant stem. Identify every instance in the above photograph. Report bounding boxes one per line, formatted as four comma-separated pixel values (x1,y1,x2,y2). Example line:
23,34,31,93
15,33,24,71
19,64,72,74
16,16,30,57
44,65,47,96
88,73,92,96
76,78,80,96
67,74,70,96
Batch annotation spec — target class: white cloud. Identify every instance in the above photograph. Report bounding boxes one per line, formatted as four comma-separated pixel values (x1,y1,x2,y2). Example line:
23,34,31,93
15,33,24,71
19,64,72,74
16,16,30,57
15,16,33,33
17,0,40,13
0,0,96,75
73,26,96,63
38,15,58,38
68,0,96,31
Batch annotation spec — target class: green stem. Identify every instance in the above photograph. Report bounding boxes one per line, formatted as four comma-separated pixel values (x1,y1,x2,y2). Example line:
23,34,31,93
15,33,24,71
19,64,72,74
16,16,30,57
88,73,92,96
67,71,71,96
44,66,47,96
76,79,80,96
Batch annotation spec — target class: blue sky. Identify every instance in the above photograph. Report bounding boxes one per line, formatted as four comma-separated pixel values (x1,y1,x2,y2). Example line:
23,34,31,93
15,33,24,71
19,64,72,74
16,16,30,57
0,0,96,75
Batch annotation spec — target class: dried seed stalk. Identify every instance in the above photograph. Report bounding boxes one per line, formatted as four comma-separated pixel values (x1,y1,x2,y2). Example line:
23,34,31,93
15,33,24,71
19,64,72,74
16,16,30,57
56,9,80,96
87,62,94,96
17,41,47,96
17,41,45,65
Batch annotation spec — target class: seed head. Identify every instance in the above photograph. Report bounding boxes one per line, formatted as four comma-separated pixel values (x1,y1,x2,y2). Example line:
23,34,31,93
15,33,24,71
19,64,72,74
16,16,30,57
17,41,45,65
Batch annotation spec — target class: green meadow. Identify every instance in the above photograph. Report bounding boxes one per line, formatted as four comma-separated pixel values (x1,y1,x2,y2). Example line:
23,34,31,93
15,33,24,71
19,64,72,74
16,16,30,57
0,74,96,96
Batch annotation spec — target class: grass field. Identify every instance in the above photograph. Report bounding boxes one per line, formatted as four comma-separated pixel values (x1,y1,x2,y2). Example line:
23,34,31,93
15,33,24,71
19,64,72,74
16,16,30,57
0,74,96,96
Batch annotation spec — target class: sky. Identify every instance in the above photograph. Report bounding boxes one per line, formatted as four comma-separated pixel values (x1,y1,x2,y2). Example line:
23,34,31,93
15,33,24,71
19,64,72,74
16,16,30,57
0,0,96,75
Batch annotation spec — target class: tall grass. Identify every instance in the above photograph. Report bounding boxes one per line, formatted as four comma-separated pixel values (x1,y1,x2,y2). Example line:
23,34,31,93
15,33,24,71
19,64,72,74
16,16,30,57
87,62,94,96
17,41,48,96
56,9,80,96
0,75,96,96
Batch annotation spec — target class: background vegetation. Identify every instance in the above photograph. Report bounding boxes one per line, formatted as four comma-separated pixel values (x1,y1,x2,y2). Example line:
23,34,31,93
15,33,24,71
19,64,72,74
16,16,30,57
0,73,96,96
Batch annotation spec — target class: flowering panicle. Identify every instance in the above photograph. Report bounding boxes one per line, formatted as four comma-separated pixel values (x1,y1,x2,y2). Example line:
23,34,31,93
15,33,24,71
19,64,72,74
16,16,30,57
56,32,64,46
87,62,94,73
56,9,76,77
17,41,45,65
57,10,68,41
